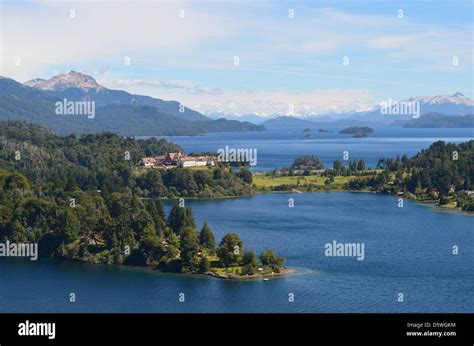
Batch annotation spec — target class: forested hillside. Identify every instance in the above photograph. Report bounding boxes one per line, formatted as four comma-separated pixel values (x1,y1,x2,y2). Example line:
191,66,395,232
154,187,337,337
0,75,264,136
0,121,279,275
346,140,474,210
0,121,253,198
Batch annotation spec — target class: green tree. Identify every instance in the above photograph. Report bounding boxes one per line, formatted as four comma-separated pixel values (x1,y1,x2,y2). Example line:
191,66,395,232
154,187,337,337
183,207,196,229
238,168,253,184
242,250,258,275
3,173,31,191
333,160,343,173
199,221,216,255
7,220,27,242
148,199,166,234
139,225,165,266
198,256,211,273
166,233,180,259
260,249,286,273
58,208,81,244
167,203,185,235
260,249,277,266
179,227,199,271
217,233,243,267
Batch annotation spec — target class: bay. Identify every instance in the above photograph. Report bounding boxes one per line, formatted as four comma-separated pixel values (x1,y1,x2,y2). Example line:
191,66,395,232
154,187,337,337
1,192,472,313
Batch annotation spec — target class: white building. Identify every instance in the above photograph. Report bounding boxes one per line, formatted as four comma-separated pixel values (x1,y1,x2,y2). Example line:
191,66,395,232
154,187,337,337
177,156,215,168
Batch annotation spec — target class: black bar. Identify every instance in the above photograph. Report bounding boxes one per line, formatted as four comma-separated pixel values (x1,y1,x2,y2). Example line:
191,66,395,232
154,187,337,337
0,313,472,345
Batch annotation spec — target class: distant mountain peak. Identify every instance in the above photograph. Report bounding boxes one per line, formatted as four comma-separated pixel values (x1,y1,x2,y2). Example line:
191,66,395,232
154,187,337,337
24,71,103,91
404,93,473,106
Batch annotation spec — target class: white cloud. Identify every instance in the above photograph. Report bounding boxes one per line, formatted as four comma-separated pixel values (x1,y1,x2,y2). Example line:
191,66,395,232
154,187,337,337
368,34,427,49
97,73,376,116
118,83,377,117
1,2,471,115
101,79,223,95
0,1,237,80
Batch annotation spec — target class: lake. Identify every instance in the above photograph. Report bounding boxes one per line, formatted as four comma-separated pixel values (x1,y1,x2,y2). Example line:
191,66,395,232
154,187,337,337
1,192,472,313
153,127,474,171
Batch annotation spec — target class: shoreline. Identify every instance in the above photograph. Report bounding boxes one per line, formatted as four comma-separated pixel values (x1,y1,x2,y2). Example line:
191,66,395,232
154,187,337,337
199,267,296,280
142,188,473,216
253,188,474,215
94,262,298,281
41,258,299,281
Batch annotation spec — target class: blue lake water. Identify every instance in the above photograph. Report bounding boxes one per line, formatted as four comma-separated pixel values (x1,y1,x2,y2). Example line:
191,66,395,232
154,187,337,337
1,193,473,313
154,127,474,171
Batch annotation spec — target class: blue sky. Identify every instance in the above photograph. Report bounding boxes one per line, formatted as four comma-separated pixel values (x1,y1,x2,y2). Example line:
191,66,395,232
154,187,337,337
1,0,472,116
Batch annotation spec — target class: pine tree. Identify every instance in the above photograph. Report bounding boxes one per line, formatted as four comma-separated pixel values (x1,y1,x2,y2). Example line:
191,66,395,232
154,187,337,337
180,227,199,271
149,199,166,235
242,250,258,275
199,221,216,255
183,207,196,230
217,233,243,267
199,256,211,273
167,203,185,236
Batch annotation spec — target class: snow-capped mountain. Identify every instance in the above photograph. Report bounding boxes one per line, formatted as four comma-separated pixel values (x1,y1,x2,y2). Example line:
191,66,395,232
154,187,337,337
357,93,474,123
253,93,473,128
405,93,473,107
204,93,473,123
371,93,473,112
24,71,104,91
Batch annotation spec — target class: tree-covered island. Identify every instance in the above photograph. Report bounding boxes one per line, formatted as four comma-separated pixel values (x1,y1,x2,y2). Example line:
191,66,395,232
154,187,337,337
339,126,374,138
0,121,286,279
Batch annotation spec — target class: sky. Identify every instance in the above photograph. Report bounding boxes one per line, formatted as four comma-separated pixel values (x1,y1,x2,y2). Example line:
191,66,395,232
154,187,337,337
0,0,473,117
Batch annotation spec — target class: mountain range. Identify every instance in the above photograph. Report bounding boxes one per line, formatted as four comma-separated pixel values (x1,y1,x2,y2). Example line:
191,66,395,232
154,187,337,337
1,71,472,134
0,72,264,136
262,93,474,128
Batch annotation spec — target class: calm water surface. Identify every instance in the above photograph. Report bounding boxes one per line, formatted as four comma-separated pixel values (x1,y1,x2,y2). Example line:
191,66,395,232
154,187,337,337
1,193,472,313
154,127,474,170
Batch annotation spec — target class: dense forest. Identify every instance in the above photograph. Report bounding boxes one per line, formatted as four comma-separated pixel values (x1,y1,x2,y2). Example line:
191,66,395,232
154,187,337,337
0,121,283,276
259,141,474,211
345,140,474,211
0,121,254,198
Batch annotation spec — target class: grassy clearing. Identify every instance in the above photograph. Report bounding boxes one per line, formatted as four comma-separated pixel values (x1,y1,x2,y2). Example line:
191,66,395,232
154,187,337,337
210,265,282,278
183,165,212,171
253,175,350,189
439,202,458,209
212,266,245,276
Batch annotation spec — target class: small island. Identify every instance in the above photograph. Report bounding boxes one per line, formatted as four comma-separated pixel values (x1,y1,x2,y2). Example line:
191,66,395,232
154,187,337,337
340,126,374,138
278,155,325,176
318,128,331,133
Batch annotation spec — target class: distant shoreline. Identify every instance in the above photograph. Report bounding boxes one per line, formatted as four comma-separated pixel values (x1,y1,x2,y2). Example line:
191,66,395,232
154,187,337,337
143,189,474,215
254,189,474,215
